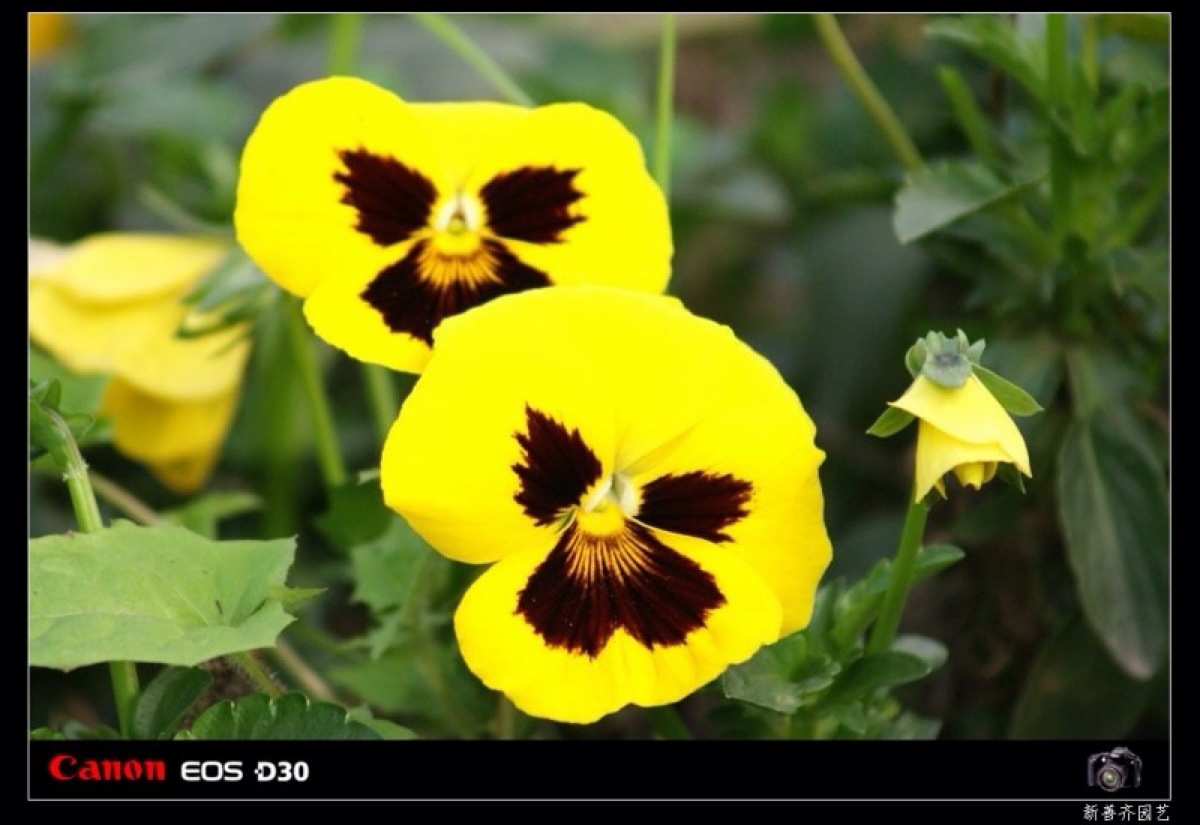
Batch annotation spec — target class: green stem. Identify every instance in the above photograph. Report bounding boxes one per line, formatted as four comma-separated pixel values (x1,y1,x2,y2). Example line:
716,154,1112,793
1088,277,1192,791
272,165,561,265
645,706,693,740
271,639,338,703
936,66,998,166
412,13,533,106
362,365,399,442
232,651,283,699
494,696,516,740
32,403,141,736
284,296,348,489
327,13,363,75
653,13,677,201
813,13,923,172
89,470,162,526
403,554,472,737
866,497,929,655
1046,13,1072,245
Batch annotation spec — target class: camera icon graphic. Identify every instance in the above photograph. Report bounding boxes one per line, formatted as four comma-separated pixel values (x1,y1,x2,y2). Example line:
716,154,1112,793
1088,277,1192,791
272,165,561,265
1087,747,1142,792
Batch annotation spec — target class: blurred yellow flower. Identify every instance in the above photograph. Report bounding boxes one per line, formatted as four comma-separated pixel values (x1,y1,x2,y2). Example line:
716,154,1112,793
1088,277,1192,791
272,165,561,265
29,234,250,493
889,373,1032,502
29,13,72,63
235,76,672,373
382,286,831,723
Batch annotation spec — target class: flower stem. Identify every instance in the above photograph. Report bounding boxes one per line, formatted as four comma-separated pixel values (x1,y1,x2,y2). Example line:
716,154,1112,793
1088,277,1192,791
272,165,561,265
232,651,283,699
284,296,348,489
645,705,693,739
89,469,162,526
1046,13,1073,246
866,497,929,655
653,13,677,202
813,13,923,172
326,13,362,75
31,402,140,736
271,639,339,703
362,365,399,442
411,13,534,106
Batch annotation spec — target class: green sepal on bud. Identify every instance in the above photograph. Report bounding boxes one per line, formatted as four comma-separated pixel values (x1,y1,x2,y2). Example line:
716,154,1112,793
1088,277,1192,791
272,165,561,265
908,329,974,389
30,379,96,463
971,363,1044,416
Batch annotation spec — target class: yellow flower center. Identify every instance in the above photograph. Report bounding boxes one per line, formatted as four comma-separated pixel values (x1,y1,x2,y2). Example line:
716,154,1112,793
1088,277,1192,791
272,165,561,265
577,473,639,537
430,192,485,257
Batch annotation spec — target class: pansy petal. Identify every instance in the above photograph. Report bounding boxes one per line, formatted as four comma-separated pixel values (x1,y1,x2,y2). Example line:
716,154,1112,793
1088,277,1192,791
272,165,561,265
30,281,250,401
382,299,617,564
101,379,239,493
454,530,781,724
32,234,226,303
891,374,1031,474
235,76,452,298
383,286,830,635
464,102,671,294
913,420,1021,502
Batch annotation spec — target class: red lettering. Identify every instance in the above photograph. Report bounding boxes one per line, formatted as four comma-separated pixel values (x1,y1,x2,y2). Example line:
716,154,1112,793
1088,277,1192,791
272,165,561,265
46,755,166,781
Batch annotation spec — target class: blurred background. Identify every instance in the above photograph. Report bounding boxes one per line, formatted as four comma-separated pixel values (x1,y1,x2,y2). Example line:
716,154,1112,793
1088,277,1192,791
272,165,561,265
30,13,1169,740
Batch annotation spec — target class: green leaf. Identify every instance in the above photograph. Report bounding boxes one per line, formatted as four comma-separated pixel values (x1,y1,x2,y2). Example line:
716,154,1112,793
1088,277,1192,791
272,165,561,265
866,406,914,438
891,635,948,673
1009,613,1155,738
316,480,394,553
29,346,109,418
972,363,1044,416
893,160,1043,244
350,517,436,617
346,707,418,740
830,544,965,651
30,521,297,670
31,721,122,740
179,692,381,740
132,666,213,739
823,651,932,706
721,633,841,714
926,15,1047,106
1057,418,1167,679
164,490,262,539
882,711,942,740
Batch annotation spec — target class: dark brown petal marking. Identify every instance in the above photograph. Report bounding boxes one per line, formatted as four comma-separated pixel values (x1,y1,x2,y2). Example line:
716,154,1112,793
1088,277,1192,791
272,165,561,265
512,406,603,527
480,167,585,244
335,148,437,246
516,521,725,657
361,239,551,345
637,471,753,543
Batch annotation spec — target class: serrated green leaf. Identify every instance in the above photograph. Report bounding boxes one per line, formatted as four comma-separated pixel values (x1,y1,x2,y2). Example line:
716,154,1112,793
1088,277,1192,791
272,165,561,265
179,692,380,740
316,480,394,552
972,363,1043,416
823,652,932,706
1057,418,1167,679
30,522,297,670
329,639,494,737
866,406,914,438
350,517,436,616
1009,613,1155,738
721,633,841,714
132,666,213,739
894,160,1044,244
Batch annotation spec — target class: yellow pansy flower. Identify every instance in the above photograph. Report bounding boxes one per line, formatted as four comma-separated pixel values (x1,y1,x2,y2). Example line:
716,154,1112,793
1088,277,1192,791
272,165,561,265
889,373,1032,502
29,234,250,493
234,76,672,374
381,286,831,724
